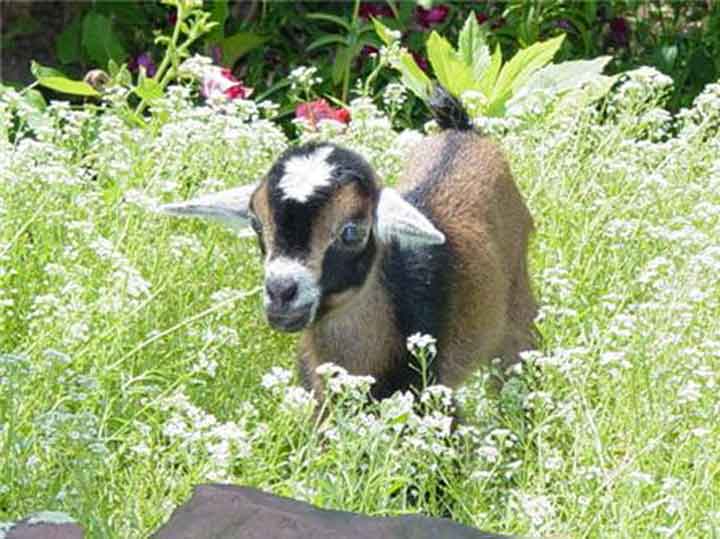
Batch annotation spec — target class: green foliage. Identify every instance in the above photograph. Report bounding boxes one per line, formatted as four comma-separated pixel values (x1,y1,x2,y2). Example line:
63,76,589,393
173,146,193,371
36,76,99,97
305,4,381,103
376,14,575,118
81,11,127,68
1,63,720,537
217,32,269,68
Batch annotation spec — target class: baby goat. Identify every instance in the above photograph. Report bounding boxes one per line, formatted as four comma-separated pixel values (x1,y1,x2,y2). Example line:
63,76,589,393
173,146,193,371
160,94,537,401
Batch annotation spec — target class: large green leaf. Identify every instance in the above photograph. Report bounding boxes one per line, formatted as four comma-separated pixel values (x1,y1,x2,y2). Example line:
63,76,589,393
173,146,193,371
489,34,564,112
396,51,432,101
81,11,127,68
56,16,82,65
219,32,268,67
506,56,612,116
37,76,100,97
332,47,349,85
457,13,491,80
477,45,502,97
516,56,612,96
30,61,66,80
372,17,399,46
426,31,474,98
206,0,229,42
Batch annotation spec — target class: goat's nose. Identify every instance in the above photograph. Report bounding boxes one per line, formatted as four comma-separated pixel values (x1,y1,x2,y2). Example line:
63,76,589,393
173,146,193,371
265,277,298,306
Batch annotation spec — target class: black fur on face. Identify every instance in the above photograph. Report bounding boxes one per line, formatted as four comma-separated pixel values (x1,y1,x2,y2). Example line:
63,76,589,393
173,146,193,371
252,142,382,322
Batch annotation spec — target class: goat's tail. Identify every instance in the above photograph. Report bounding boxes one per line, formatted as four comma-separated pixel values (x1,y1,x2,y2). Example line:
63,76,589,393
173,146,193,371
428,84,474,131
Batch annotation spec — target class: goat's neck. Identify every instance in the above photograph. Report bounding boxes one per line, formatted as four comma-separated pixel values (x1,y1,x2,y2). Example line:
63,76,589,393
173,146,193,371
306,255,399,378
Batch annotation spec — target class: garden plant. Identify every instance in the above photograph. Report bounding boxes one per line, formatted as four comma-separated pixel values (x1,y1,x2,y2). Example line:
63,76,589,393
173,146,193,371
1,0,719,538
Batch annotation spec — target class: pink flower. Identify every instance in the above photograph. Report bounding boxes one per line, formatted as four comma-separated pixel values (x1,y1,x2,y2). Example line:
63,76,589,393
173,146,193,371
200,67,253,101
415,5,449,28
359,2,394,19
295,99,351,128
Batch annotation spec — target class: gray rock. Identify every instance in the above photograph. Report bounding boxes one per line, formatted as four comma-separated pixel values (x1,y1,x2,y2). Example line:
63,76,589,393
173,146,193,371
153,484,512,539
4,512,83,539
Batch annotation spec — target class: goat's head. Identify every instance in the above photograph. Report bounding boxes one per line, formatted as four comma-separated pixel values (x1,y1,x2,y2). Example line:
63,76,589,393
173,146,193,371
160,142,445,332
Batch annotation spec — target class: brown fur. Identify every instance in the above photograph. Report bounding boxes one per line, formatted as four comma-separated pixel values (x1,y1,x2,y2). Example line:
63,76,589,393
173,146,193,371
301,131,537,397
403,131,538,386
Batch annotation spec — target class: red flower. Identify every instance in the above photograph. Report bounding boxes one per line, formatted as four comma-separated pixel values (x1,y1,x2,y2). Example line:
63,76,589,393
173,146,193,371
361,45,380,57
359,2,394,19
609,16,630,47
475,12,489,25
295,99,351,128
334,108,351,124
415,5,449,28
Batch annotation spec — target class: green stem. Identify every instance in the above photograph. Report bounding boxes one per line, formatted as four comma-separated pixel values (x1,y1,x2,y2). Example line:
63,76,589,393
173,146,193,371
134,5,185,117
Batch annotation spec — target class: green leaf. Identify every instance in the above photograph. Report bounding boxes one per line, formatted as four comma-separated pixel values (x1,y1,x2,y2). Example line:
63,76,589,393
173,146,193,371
218,32,268,67
81,11,127,68
426,31,475,98
517,56,612,97
397,51,432,100
207,0,229,42
306,13,352,32
307,33,348,52
332,47,349,86
506,56,612,116
56,16,82,65
134,77,163,102
22,89,47,112
30,61,66,80
477,45,502,97
37,76,100,97
489,34,564,110
372,17,399,46
457,13,491,80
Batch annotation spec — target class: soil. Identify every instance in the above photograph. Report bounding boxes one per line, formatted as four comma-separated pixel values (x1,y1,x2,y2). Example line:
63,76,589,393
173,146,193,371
1,1,84,86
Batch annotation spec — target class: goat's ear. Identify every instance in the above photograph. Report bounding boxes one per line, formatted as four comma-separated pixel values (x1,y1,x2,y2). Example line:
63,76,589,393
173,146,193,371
374,188,446,247
158,183,259,232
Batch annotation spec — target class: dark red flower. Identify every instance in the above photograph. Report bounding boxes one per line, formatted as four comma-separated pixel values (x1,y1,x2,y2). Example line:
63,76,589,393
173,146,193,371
609,16,630,46
359,2,394,19
415,5,449,28
475,12,489,25
361,45,380,57
411,51,429,72
295,99,351,128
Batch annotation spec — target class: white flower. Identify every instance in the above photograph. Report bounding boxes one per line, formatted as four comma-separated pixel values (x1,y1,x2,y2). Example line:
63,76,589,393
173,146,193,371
260,367,293,391
406,332,437,356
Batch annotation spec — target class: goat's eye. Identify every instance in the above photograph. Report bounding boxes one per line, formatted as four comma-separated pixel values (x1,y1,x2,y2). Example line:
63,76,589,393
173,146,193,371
340,222,363,246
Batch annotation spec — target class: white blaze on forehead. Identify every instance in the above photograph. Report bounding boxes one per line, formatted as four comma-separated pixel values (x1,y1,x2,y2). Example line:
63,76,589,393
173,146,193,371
278,146,335,202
